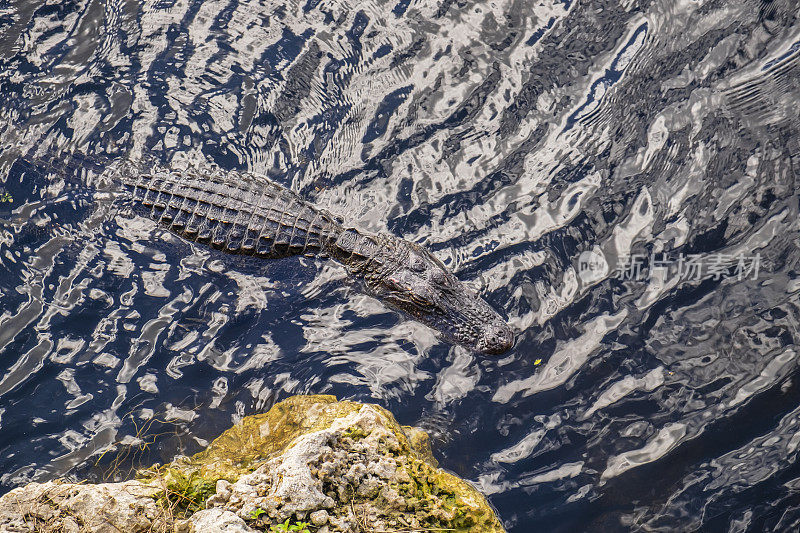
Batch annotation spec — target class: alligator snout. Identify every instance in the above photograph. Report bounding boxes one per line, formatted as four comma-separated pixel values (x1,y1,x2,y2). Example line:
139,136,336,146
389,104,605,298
342,234,515,355
479,322,514,355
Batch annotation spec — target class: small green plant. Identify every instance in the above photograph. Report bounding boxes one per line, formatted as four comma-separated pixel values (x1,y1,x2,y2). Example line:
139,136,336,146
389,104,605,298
0,192,12,203
155,471,217,517
270,518,311,532
249,507,266,520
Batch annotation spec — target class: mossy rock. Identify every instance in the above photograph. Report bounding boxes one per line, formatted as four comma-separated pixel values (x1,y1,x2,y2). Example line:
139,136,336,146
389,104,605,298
144,395,425,482
158,470,217,516
139,394,505,532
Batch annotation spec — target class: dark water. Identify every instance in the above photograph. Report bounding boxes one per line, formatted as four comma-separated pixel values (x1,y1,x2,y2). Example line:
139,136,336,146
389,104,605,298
1,0,799,531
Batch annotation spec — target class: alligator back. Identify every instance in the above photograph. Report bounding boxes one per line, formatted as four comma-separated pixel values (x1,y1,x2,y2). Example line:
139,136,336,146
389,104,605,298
121,167,342,258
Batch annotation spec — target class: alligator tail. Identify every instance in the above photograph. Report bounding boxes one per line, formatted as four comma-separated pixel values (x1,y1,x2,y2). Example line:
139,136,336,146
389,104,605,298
120,167,342,258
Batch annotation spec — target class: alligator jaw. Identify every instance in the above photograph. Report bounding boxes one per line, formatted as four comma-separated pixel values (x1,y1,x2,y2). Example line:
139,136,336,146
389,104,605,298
420,285,514,355
331,230,514,355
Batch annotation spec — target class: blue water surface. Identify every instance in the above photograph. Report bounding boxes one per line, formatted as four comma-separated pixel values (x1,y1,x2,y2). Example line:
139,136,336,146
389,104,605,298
1,0,799,531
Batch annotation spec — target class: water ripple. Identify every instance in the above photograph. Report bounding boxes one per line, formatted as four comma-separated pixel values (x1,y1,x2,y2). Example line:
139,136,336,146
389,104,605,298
0,0,799,531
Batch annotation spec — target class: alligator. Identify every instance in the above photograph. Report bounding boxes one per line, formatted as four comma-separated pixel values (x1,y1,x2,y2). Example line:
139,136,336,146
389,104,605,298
120,166,514,355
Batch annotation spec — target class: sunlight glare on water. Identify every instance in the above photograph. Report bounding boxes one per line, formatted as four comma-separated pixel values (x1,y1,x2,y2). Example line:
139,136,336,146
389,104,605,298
0,0,799,530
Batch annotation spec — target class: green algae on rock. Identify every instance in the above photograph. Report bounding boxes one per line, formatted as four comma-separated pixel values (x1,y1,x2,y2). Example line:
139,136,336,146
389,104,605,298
150,395,364,481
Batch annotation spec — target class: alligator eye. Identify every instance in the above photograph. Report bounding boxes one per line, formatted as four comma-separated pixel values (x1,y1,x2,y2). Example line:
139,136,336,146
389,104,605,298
385,276,408,293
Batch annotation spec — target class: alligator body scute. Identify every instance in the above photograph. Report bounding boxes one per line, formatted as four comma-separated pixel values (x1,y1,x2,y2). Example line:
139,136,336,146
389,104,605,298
121,167,513,355
126,168,342,259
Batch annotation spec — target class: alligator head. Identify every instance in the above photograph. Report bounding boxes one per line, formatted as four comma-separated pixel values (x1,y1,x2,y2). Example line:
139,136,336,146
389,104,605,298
333,230,514,355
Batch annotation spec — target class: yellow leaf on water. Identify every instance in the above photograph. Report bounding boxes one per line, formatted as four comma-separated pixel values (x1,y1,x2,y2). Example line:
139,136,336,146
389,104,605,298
534,359,542,365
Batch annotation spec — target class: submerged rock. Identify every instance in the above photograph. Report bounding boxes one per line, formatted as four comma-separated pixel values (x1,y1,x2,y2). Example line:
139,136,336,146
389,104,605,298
0,395,505,532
